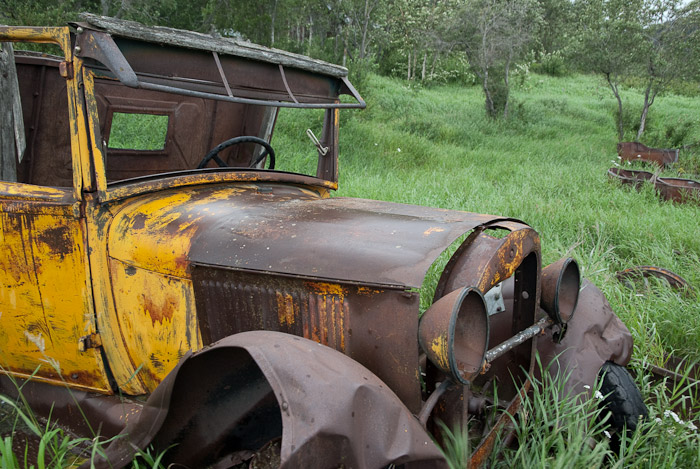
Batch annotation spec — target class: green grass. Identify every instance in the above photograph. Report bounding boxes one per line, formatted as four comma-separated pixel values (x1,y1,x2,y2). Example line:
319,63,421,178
273,71,700,466
108,112,169,151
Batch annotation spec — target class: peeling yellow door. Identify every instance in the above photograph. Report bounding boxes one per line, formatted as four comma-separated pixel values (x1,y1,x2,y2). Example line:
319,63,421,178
0,187,111,392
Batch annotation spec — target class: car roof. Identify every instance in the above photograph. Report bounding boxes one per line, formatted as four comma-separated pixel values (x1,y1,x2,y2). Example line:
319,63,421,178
78,13,349,79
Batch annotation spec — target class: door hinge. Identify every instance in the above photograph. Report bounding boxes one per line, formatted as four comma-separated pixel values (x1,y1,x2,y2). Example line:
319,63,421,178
59,61,73,79
78,333,102,352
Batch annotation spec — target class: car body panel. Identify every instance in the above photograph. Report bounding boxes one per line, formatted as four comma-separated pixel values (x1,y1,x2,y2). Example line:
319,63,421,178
0,191,111,392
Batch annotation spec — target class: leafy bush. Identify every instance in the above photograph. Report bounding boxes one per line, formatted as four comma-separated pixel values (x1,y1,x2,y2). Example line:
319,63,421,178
532,51,569,77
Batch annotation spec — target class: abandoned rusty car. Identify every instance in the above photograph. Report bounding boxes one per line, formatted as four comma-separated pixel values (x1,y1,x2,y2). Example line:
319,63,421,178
0,15,645,468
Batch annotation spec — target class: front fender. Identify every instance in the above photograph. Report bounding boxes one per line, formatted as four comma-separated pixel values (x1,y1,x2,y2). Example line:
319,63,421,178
89,331,446,469
536,279,633,396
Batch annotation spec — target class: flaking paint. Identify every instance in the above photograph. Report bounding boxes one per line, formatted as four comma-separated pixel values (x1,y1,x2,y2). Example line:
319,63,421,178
430,335,450,371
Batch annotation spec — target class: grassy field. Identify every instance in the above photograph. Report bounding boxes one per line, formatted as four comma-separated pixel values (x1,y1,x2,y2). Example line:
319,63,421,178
277,71,700,466
2,71,699,466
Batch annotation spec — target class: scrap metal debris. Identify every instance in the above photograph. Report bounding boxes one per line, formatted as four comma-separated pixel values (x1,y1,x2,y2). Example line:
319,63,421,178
616,266,695,296
617,142,679,167
608,168,700,205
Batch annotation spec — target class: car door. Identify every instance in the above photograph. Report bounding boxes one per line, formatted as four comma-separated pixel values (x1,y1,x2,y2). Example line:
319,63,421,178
0,32,111,392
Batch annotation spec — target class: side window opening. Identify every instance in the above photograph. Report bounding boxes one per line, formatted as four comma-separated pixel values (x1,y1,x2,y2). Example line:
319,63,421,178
107,112,169,151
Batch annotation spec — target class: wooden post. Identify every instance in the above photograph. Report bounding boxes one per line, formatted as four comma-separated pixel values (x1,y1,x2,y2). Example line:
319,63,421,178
0,42,25,182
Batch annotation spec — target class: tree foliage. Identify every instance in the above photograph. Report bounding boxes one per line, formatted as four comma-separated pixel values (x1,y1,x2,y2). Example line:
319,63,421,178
3,0,700,128
574,0,700,141
449,0,542,118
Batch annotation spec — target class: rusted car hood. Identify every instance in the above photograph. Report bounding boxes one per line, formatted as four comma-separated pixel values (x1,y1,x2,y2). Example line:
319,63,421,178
107,183,516,287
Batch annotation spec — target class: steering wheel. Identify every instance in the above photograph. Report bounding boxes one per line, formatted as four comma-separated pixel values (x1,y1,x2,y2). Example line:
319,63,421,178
197,136,275,169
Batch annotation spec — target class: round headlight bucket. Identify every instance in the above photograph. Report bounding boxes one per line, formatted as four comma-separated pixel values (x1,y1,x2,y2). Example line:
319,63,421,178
541,257,580,324
419,287,489,384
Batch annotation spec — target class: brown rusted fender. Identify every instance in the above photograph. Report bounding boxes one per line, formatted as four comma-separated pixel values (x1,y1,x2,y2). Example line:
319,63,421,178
85,331,447,469
617,141,679,167
536,280,633,398
617,266,695,296
608,167,700,205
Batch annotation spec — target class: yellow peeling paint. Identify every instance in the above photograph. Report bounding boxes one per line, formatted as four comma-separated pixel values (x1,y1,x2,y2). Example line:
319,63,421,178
306,281,345,297
0,209,111,391
276,292,297,327
109,259,201,392
423,227,445,237
108,188,245,277
477,228,540,293
357,286,383,296
430,335,450,372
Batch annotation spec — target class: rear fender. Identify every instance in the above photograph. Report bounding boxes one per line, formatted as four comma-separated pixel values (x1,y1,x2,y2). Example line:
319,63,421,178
91,331,446,469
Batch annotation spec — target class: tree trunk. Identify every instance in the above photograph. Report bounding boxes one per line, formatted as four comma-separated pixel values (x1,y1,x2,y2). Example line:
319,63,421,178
116,0,131,18
503,58,511,119
334,25,339,57
636,80,657,142
483,71,496,117
360,0,376,60
270,0,278,46
430,52,439,77
606,73,625,141
412,50,418,80
407,50,411,80
101,0,110,16
421,52,427,81
308,14,313,48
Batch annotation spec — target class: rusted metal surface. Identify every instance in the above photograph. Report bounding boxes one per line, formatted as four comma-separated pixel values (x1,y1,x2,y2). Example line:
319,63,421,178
617,265,695,296
433,224,540,401
74,15,366,110
536,280,634,398
85,331,447,469
0,376,141,439
643,355,700,423
109,188,511,288
12,54,73,187
79,13,348,78
192,265,426,411
419,287,489,384
540,257,580,325
608,167,655,188
656,176,700,204
470,379,532,468
484,317,552,364
617,141,679,167
608,167,700,204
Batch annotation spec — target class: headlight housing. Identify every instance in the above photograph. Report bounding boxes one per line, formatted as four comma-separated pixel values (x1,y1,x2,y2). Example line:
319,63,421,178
419,286,489,384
